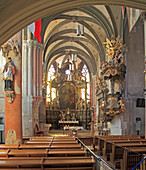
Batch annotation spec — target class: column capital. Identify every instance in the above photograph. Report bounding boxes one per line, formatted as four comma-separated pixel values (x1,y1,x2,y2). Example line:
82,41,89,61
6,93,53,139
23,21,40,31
140,12,146,21
33,40,39,48
26,39,34,47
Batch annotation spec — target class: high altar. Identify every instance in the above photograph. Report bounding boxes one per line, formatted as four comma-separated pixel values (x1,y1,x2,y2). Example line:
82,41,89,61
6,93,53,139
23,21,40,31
45,54,93,129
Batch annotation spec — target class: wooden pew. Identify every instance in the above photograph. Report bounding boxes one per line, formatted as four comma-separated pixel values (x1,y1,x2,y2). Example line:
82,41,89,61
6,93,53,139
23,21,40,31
50,144,82,149
102,140,146,161
0,136,95,170
102,141,112,161
120,149,145,170
96,138,105,155
7,149,48,157
0,149,87,158
31,137,53,139
28,140,78,144
118,142,146,147
0,157,95,170
26,141,51,145
97,135,144,139
0,144,19,150
29,139,52,142
25,141,79,146
101,140,145,169
126,147,146,154
19,144,50,150
95,135,146,169
48,149,87,157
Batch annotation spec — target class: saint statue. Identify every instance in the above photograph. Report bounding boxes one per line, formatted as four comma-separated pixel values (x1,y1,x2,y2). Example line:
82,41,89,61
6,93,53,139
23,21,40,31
3,57,15,91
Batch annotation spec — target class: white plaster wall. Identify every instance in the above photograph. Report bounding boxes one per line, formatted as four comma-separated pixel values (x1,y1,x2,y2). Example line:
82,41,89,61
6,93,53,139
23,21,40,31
108,114,122,135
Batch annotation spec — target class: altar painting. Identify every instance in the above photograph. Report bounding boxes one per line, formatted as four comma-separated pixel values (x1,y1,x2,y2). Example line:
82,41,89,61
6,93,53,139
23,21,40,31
59,83,75,109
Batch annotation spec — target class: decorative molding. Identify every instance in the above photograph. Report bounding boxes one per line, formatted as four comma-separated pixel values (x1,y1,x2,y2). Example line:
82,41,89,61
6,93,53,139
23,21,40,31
2,39,21,57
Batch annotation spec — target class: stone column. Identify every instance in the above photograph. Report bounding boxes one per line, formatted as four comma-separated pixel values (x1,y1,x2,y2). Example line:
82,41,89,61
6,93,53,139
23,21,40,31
92,74,96,122
33,41,37,96
141,13,146,138
22,40,28,96
37,47,40,96
3,33,22,144
22,39,34,137
39,45,43,97
27,40,33,96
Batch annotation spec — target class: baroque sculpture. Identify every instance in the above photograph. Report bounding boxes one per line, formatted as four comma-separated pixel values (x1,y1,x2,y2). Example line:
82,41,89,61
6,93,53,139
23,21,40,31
97,35,126,121
3,57,15,91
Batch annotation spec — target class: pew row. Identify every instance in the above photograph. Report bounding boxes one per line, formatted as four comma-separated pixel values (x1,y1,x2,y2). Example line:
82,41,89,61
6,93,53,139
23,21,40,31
95,135,146,169
0,157,95,170
0,149,87,157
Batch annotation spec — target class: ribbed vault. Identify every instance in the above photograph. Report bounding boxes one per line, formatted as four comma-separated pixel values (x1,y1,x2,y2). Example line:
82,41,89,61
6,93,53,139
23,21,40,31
43,6,118,75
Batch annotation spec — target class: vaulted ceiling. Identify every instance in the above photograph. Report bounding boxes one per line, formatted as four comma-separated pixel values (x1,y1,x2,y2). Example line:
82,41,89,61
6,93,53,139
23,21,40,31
42,5,124,74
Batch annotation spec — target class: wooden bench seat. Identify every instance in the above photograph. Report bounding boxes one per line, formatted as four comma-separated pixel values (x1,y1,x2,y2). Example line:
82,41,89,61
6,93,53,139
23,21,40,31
30,137,53,139
102,140,146,161
19,144,50,149
0,157,95,169
0,149,87,158
26,141,51,144
52,140,78,143
107,139,146,143
0,150,8,157
7,150,48,157
95,135,146,169
0,145,19,150
28,140,78,144
50,144,82,149
29,139,52,142
97,135,144,139
25,141,79,146
126,147,146,153
53,137,75,139
0,144,82,150
48,150,86,157
0,136,95,169
53,139,76,141
0,147,87,157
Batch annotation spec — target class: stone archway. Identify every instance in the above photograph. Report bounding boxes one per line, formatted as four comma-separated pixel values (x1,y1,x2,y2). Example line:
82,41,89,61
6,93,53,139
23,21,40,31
0,0,146,45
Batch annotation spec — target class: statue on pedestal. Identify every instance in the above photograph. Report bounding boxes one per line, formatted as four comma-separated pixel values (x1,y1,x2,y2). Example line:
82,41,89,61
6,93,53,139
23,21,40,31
3,57,16,103
3,57,15,91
